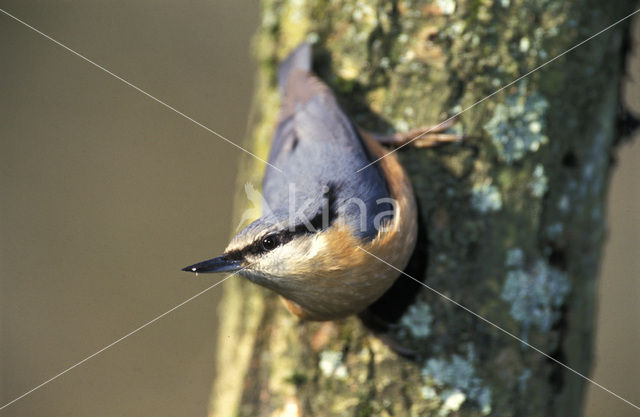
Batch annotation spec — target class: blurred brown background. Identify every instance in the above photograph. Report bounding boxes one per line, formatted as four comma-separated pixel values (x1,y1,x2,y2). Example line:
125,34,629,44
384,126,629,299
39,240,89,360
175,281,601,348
0,1,638,416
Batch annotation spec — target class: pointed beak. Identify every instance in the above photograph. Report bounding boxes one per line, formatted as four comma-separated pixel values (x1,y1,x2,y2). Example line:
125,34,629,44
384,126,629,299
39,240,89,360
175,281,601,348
181,255,243,274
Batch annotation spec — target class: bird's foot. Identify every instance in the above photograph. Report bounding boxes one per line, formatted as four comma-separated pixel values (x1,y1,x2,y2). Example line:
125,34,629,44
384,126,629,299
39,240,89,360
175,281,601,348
368,119,464,148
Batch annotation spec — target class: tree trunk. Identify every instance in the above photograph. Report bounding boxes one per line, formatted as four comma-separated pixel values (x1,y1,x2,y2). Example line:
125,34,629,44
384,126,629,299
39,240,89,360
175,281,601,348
209,1,636,416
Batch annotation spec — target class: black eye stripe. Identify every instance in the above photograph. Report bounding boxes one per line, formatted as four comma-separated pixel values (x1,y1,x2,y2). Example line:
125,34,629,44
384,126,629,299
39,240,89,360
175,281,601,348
227,183,340,260
230,228,303,259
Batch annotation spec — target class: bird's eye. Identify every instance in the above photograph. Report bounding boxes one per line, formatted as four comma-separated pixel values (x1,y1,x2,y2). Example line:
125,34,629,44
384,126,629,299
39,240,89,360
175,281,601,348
261,235,279,251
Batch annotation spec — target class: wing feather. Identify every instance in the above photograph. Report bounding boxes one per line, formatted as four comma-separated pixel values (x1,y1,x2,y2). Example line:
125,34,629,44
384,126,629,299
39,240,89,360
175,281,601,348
263,47,392,239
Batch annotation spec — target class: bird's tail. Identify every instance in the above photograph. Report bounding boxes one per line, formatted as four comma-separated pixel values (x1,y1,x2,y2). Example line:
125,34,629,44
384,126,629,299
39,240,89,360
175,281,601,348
277,43,312,94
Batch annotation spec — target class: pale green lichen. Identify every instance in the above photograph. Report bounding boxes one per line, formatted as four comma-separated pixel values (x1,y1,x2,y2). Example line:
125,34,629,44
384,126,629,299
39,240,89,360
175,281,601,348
319,350,348,380
440,391,466,415
501,260,570,332
306,32,319,44
436,0,456,15
421,385,439,400
422,354,492,414
392,118,410,132
471,180,503,213
529,163,548,197
400,302,433,338
484,85,549,163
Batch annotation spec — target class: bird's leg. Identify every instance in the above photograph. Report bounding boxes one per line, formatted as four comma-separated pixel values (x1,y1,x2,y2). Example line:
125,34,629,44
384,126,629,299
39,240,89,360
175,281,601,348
367,119,463,148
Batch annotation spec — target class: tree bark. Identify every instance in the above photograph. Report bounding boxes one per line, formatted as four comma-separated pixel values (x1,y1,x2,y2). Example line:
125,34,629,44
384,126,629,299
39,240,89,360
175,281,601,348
209,1,636,416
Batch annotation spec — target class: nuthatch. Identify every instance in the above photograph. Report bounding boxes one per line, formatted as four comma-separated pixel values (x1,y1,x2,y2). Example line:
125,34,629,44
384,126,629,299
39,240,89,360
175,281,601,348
183,44,458,320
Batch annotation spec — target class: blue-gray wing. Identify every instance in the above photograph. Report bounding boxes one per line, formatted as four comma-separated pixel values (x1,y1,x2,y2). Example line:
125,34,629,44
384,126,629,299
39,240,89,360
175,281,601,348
262,45,391,239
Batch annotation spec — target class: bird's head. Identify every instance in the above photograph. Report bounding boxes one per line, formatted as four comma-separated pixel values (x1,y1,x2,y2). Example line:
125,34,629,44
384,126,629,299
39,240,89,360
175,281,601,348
183,209,328,286
182,201,399,320
182,180,406,320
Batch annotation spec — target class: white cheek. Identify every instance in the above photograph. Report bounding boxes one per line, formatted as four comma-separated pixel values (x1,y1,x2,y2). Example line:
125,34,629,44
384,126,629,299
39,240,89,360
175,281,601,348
247,235,324,279
306,235,327,259
252,246,296,275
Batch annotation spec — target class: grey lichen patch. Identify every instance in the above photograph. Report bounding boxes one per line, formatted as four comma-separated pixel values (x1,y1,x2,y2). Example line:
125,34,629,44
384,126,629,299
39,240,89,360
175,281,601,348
546,222,564,239
506,248,525,268
501,260,570,332
421,353,492,415
471,180,503,213
319,350,349,380
484,85,549,164
400,302,433,338
558,194,571,212
529,163,548,197
518,368,532,392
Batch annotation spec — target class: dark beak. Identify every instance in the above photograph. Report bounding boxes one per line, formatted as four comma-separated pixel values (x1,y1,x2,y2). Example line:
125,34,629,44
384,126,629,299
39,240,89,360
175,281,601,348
182,255,242,274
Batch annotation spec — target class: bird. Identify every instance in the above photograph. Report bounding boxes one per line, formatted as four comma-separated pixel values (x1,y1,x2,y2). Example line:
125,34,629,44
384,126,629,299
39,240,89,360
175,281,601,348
183,43,457,321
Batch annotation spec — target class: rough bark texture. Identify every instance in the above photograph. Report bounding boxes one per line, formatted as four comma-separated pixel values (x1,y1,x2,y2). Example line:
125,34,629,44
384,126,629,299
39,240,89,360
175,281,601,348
209,1,636,416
